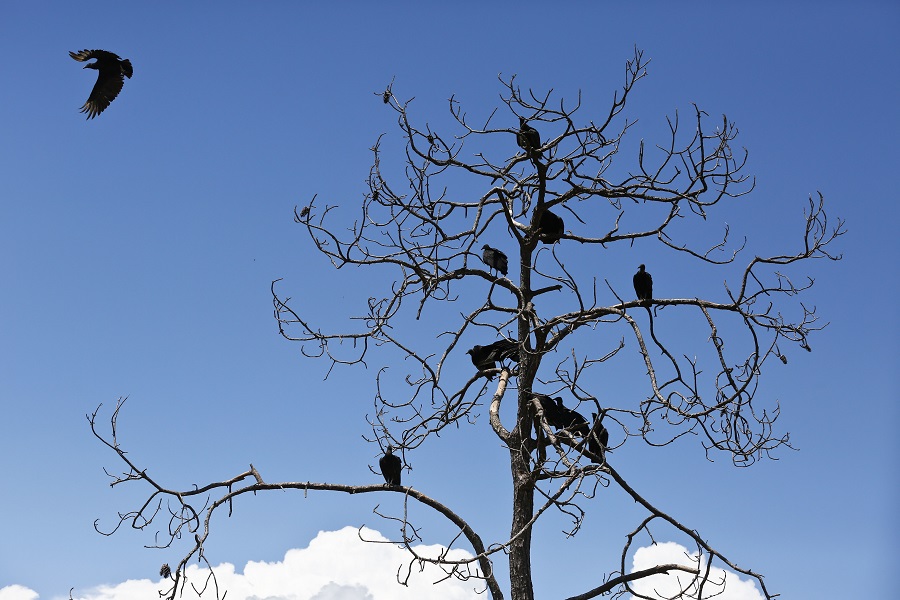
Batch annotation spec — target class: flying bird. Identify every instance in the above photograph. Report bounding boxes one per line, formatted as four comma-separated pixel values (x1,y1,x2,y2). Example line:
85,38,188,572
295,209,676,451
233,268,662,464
69,49,133,119
481,244,509,276
379,445,402,486
467,339,519,379
537,209,564,244
517,117,543,158
633,264,653,305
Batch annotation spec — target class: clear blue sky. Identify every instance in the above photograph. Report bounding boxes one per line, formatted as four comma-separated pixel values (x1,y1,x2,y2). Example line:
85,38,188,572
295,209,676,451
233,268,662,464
1,3,897,599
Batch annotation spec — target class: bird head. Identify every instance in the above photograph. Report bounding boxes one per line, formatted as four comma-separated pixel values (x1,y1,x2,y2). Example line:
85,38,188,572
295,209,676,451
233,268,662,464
638,264,645,271
385,445,394,455
83,62,99,70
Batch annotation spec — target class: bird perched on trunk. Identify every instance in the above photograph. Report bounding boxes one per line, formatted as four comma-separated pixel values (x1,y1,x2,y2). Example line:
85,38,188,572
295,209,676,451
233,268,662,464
69,49,133,119
379,445,402,486
537,209,564,244
481,244,508,276
517,117,542,158
633,264,653,305
467,339,519,379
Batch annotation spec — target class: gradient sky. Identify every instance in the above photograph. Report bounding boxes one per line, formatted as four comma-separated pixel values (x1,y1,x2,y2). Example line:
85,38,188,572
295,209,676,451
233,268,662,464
1,3,898,599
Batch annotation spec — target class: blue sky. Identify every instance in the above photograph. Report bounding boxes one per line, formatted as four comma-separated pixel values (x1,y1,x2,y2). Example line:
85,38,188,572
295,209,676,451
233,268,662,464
1,3,897,599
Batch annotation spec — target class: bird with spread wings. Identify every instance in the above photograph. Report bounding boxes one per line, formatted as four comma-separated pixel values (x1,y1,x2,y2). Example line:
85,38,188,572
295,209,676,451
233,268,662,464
69,49,133,119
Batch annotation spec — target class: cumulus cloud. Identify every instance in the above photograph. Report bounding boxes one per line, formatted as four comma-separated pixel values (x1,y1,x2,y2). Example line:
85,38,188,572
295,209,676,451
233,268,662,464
630,541,764,600
0,586,39,600
60,526,480,600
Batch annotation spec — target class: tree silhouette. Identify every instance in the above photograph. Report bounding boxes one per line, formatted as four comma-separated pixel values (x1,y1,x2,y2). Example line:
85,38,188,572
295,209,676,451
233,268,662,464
89,48,843,600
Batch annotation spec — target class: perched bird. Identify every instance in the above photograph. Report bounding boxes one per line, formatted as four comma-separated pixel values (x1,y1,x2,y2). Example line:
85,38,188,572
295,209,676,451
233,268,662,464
481,244,509,276
382,89,391,104
633,264,653,305
159,563,172,579
467,339,519,379
554,397,590,436
517,117,543,158
379,445,402,486
532,393,564,428
69,49,132,119
298,206,310,219
537,209,564,244
588,413,610,463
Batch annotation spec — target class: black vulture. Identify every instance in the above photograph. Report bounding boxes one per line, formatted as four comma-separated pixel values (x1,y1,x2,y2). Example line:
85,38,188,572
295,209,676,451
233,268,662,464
160,563,171,579
467,339,519,379
382,89,391,104
69,49,133,119
517,117,543,158
588,413,610,463
481,244,509,276
554,397,590,436
633,264,653,305
532,393,565,429
537,209,564,244
379,445,402,486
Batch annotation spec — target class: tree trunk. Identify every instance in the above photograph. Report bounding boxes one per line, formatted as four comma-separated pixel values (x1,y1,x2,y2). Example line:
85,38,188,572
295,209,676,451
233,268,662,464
508,437,535,600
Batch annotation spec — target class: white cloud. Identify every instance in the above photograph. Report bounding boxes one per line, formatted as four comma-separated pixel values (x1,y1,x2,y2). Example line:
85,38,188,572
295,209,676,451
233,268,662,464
630,541,764,600
0,586,39,600
59,527,481,600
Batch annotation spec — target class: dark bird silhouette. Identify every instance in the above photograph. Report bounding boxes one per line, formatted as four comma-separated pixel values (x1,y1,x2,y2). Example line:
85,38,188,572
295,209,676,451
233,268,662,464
532,393,565,428
382,89,390,104
517,117,542,158
554,397,590,436
467,339,519,379
160,563,171,579
481,244,509,276
69,49,133,119
633,264,653,305
537,209,564,244
588,412,610,463
379,445,402,486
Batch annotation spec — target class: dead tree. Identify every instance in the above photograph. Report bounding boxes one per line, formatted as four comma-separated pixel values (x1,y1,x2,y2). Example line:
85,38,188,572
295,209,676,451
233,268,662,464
89,48,843,600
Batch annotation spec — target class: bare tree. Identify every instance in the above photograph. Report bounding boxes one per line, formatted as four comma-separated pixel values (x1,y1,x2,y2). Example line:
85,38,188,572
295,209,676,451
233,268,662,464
88,48,843,600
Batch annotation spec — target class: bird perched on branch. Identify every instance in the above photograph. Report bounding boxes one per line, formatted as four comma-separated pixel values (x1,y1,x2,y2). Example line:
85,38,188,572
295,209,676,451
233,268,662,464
588,413,610,464
517,117,542,158
554,397,590,436
159,563,172,579
467,339,519,379
481,245,508,276
69,49,133,119
633,264,653,305
379,445,402,486
532,393,564,428
537,209,564,244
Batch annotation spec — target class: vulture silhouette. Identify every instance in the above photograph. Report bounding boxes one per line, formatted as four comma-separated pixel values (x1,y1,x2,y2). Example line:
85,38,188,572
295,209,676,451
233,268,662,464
481,244,509,276
159,563,172,579
537,209,564,244
379,445,402,486
69,49,132,119
467,339,519,379
532,393,590,435
517,117,542,158
554,397,590,436
532,393,566,429
588,413,610,463
633,264,653,305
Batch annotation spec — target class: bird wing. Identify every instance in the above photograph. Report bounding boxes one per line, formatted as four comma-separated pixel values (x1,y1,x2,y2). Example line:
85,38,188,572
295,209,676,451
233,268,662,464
80,71,126,119
69,49,120,63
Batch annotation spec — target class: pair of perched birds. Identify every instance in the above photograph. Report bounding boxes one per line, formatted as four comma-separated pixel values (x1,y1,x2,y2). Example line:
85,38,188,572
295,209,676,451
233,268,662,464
69,49,132,119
